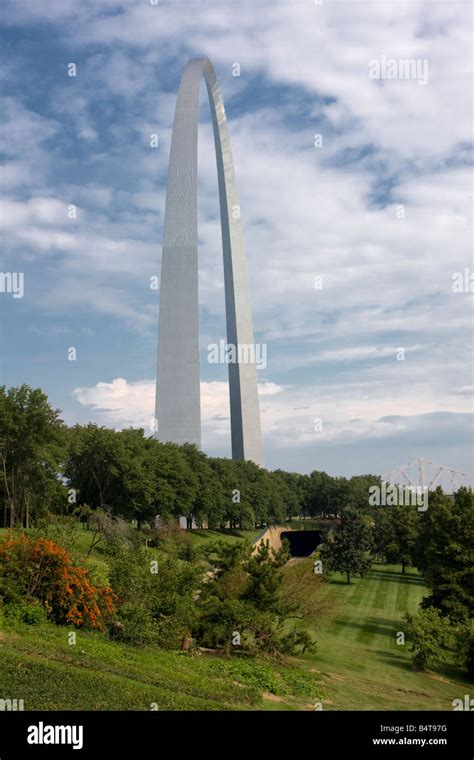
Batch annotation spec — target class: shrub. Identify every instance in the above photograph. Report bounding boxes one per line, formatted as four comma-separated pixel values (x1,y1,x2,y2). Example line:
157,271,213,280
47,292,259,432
148,523,197,562
30,516,78,553
194,541,317,657
405,608,455,670
107,542,200,647
278,629,317,655
4,601,48,626
208,658,282,693
0,534,116,630
193,596,254,652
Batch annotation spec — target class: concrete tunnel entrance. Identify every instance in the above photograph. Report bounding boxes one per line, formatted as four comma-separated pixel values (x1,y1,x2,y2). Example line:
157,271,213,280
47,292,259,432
252,526,322,558
280,531,321,557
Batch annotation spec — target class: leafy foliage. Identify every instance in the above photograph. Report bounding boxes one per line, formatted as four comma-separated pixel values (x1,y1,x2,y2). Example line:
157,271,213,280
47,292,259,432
320,508,373,583
3,600,48,626
373,503,419,573
0,534,116,630
404,607,455,671
454,620,474,680
194,541,317,656
107,541,201,647
416,487,474,622
0,385,66,528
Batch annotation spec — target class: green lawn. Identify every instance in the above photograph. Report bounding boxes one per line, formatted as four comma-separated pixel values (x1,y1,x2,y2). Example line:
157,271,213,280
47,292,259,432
187,528,262,546
299,563,471,710
0,621,319,711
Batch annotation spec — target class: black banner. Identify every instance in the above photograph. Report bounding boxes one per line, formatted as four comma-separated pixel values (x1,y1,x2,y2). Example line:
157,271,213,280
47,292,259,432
0,711,472,758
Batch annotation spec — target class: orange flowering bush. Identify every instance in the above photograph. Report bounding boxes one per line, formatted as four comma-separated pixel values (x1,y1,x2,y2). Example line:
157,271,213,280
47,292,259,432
0,534,116,630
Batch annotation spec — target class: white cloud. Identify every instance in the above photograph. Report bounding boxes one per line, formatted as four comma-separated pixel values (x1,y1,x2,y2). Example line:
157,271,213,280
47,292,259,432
72,377,284,453
72,372,472,461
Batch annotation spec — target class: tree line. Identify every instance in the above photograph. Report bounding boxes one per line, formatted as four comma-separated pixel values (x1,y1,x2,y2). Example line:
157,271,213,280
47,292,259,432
0,384,381,530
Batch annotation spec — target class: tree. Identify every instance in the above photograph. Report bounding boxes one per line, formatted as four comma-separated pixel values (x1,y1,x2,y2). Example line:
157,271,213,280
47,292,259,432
454,620,474,679
385,503,419,574
85,508,137,556
347,474,381,510
180,444,224,528
320,507,373,583
148,441,199,527
195,540,317,656
404,608,455,671
303,471,334,517
271,469,305,521
64,424,122,510
416,487,474,622
209,458,255,529
64,427,199,529
117,429,157,526
194,540,251,651
243,541,289,611
237,461,285,527
372,506,395,560
0,385,66,528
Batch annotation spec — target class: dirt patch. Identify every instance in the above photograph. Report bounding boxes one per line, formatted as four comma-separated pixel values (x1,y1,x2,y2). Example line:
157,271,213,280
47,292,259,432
262,692,286,703
428,674,451,684
395,687,431,697
327,672,346,682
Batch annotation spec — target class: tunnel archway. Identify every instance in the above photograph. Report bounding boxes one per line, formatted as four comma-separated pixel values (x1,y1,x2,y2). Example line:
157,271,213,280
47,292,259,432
280,531,321,557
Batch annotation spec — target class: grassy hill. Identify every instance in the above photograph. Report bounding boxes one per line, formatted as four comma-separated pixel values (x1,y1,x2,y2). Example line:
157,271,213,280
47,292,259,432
0,527,470,710
186,528,262,547
299,564,470,710
0,621,318,711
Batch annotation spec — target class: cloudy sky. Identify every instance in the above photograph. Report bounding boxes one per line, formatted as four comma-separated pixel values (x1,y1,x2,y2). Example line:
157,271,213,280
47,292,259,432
0,0,472,477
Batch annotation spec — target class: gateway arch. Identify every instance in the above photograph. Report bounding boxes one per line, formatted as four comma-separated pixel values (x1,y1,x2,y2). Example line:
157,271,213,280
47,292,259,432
155,58,263,466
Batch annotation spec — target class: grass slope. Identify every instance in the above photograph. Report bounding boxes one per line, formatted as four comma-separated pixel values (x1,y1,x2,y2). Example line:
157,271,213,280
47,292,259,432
0,622,319,711
300,563,471,710
187,528,262,546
